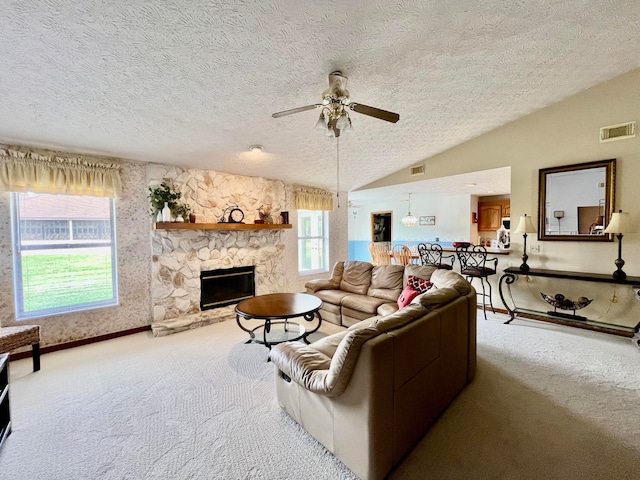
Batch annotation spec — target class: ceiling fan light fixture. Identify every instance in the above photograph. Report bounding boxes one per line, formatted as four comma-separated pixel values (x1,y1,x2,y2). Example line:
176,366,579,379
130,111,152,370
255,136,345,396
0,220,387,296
315,112,326,130
335,113,349,131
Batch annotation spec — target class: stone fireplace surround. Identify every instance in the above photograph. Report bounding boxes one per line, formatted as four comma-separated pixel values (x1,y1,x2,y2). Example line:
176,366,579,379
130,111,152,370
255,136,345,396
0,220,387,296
151,228,286,336
149,164,289,336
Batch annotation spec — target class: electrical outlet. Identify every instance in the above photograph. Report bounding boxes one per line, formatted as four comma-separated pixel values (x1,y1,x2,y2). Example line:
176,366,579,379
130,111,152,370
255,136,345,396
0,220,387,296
633,287,640,301
530,244,540,253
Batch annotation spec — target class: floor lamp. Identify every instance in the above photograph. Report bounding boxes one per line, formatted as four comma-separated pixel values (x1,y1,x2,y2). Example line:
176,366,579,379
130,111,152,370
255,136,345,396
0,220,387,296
603,210,635,279
513,214,537,272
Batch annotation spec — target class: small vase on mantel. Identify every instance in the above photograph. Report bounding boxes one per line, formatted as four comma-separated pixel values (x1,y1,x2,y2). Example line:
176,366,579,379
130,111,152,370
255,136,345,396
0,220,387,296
162,202,171,222
156,211,163,223
175,215,184,223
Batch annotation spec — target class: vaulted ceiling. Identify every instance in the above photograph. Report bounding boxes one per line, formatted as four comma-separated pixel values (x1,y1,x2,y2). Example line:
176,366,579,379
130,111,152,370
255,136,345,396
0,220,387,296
1,1,639,193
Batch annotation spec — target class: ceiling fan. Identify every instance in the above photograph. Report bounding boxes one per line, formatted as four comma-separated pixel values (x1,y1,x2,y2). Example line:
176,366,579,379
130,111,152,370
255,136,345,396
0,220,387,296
272,71,400,137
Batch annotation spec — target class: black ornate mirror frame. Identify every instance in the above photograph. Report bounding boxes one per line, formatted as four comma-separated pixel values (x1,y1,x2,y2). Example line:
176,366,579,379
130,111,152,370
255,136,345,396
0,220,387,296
538,158,616,242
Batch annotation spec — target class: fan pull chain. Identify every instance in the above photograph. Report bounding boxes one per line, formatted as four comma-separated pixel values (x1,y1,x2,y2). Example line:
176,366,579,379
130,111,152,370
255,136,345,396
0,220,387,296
336,136,340,208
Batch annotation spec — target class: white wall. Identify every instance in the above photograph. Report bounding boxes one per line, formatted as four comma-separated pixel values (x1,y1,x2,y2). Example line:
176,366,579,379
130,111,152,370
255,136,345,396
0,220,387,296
356,68,640,329
350,194,476,245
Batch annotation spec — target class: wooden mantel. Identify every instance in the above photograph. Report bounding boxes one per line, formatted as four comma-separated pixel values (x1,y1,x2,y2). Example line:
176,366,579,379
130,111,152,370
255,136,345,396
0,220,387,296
153,222,292,231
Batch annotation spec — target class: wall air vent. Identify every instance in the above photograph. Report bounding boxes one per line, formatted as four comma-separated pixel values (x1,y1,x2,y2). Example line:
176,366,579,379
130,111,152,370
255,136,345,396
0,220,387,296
600,121,636,142
410,164,425,176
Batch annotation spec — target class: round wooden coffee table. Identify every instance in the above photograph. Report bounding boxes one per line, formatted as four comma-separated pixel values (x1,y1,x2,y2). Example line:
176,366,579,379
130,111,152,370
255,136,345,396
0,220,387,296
235,293,323,351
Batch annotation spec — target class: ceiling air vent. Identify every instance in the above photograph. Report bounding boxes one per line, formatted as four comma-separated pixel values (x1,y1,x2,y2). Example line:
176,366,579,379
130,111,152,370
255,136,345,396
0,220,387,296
410,164,425,176
600,121,636,142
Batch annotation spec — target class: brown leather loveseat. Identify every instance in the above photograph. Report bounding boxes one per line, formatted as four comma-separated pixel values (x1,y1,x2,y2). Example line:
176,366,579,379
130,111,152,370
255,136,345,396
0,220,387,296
305,260,439,327
270,266,477,480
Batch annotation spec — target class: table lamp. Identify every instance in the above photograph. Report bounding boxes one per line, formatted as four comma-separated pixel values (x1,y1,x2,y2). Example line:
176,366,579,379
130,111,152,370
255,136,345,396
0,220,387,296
603,210,635,279
513,214,537,272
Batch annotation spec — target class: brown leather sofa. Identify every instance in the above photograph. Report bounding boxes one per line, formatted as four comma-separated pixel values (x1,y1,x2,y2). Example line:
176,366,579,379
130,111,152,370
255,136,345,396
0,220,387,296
305,260,438,327
270,267,477,480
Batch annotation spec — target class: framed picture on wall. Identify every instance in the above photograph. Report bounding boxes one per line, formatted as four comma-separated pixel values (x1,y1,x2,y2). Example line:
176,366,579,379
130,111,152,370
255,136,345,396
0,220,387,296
419,216,436,226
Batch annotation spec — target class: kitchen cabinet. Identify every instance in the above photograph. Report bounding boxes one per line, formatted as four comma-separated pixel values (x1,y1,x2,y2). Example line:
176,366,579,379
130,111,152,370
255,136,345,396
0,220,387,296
478,200,510,231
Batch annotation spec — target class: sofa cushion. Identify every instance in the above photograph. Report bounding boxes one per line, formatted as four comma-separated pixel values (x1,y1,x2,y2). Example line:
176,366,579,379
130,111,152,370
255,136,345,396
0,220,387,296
397,285,420,308
370,303,428,333
377,303,399,317
311,317,375,358
417,286,461,309
339,261,373,295
312,289,352,306
341,293,389,315
430,268,472,295
403,264,438,286
367,265,404,301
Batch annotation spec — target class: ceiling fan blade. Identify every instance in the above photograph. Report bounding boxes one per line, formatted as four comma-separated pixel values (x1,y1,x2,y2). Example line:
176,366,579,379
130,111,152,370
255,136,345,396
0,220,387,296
349,103,400,123
272,104,321,118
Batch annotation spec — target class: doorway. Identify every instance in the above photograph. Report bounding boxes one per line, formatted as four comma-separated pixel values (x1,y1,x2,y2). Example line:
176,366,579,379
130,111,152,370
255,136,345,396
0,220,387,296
371,211,392,243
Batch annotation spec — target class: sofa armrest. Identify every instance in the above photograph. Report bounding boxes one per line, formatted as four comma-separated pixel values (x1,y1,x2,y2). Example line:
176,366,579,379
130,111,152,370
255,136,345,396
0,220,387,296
305,278,338,292
270,326,379,397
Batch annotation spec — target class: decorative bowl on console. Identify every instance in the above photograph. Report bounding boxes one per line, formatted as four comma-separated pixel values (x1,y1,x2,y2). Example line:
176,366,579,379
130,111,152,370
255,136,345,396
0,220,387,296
540,292,593,320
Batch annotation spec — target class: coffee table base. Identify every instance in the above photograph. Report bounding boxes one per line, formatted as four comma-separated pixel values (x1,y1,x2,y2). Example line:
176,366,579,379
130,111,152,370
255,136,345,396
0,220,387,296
244,320,310,346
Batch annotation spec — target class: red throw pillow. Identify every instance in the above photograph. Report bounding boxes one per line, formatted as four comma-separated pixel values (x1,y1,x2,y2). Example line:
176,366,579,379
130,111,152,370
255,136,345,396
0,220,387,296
407,275,433,294
397,285,420,309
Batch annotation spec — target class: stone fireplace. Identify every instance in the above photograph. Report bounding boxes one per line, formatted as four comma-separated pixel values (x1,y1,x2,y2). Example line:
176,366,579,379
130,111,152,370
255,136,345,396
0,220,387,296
147,164,292,336
151,228,286,333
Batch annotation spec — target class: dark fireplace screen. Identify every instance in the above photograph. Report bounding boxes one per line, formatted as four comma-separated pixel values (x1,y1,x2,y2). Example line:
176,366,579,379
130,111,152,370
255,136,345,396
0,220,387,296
200,266,255,310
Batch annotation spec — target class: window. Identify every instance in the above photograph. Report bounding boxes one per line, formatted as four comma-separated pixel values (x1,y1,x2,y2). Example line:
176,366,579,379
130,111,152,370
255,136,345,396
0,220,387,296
297,209,329,274
11,192,118,320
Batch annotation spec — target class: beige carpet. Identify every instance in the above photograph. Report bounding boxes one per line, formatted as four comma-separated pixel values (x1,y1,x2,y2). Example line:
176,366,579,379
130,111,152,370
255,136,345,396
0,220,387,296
1,313,639,479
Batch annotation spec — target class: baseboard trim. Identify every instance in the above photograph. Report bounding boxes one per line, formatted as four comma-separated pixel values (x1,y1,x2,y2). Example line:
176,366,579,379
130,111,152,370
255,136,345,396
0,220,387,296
8,325,152,362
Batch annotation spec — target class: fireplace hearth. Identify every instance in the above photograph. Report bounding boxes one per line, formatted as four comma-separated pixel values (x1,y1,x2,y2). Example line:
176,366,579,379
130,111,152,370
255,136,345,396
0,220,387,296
200,266,256,310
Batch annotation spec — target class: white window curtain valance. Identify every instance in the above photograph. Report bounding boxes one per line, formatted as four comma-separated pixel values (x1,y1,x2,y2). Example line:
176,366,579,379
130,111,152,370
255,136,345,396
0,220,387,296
294,186,334,211
0,146,123,198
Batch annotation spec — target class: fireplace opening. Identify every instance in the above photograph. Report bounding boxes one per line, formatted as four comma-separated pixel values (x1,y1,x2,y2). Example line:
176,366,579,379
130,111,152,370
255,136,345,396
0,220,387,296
200,266,255,310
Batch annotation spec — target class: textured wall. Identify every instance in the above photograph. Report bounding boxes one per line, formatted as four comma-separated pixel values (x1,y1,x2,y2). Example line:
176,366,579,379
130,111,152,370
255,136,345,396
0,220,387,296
0,157,153,347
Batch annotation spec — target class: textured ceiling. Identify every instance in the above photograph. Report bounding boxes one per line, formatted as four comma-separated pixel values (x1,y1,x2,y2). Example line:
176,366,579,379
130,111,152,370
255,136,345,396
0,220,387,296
1,1,639,193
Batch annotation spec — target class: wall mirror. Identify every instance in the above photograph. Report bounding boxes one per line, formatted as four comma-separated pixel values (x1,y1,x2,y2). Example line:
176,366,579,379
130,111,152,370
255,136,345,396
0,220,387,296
538,158,615,241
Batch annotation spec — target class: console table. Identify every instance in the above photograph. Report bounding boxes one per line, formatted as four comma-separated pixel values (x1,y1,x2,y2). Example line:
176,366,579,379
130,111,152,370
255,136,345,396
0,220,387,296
498,267,640,337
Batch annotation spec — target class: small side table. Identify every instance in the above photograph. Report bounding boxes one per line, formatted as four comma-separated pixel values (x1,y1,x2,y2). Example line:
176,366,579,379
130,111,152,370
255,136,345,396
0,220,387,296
235,293,323,352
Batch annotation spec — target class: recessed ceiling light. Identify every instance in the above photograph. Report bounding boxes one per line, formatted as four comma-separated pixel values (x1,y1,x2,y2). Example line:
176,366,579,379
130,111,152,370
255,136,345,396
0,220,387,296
487,190,495,193
249,145,263,153
466,183,477,187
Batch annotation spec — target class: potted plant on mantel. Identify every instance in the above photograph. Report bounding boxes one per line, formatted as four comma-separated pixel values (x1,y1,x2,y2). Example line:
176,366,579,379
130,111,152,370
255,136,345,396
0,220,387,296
148,181,190,222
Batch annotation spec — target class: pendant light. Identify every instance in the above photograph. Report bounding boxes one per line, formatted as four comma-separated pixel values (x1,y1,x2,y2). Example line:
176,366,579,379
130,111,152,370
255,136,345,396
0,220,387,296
401,193,418,227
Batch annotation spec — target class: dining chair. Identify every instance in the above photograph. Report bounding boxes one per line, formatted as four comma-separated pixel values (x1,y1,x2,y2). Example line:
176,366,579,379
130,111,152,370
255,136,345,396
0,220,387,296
392,244,413,266
369,242,391,266
455,244,498,319
417,242,455,270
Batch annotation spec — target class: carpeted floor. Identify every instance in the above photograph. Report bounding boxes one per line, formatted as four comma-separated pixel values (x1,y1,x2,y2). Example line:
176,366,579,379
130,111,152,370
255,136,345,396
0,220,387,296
1,313,639,479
